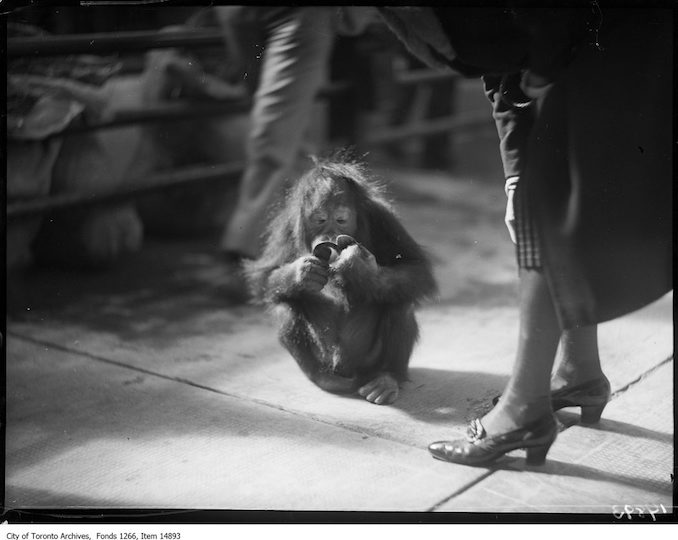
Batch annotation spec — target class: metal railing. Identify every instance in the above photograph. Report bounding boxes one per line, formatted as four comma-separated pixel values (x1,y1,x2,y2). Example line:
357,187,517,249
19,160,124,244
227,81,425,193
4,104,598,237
7,28,488,221
29,81,351,138
8,162,245,221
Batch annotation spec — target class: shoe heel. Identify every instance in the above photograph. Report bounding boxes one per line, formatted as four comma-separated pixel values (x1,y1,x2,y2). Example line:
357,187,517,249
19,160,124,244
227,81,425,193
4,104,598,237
525,442,553,466
580,403,606,424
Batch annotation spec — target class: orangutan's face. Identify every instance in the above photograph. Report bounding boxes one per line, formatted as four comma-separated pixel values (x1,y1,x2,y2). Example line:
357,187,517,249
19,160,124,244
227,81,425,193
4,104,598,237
305,177,358,249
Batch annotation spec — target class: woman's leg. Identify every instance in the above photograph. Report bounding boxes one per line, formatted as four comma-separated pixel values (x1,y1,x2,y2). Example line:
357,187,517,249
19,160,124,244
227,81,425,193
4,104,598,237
551,325,604,391
481,268,560,434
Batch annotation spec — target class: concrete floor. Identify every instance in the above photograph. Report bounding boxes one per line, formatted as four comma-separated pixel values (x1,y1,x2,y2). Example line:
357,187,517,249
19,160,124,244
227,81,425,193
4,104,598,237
5,132,674,516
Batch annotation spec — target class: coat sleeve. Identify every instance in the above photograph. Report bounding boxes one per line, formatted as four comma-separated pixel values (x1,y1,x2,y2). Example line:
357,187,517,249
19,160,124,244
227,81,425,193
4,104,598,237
515,7,592,83
483,74,534,180
376,7,456,70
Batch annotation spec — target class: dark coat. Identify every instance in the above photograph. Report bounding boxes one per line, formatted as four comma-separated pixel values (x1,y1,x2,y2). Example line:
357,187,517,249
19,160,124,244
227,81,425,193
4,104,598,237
380,6,673,328
483,73,533,181
526,9,672,327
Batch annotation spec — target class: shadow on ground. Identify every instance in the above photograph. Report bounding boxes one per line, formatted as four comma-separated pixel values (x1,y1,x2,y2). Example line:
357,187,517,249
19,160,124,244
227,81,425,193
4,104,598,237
394,367,508,425
492,455,672,496
6,238,260,342
573,416,672,446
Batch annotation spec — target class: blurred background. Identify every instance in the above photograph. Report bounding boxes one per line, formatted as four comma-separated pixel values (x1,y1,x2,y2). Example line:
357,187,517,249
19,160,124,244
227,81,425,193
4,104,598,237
6,4,504,275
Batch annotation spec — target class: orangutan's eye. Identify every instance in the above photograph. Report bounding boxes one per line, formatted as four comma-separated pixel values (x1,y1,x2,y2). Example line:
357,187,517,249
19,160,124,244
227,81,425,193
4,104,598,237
311,211,328,225
335,207,351,225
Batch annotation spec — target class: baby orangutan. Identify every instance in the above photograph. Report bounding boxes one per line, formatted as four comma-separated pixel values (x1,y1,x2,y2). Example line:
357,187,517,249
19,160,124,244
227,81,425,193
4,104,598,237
245,158,437,404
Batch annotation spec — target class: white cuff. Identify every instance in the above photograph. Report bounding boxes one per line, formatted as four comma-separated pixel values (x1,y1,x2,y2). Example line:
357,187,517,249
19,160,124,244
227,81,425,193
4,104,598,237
505,176,520,196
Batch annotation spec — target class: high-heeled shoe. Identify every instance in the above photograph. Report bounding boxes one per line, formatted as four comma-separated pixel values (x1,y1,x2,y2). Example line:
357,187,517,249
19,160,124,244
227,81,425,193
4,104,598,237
551,376,611,423
491,376,611,424
428,414,558,466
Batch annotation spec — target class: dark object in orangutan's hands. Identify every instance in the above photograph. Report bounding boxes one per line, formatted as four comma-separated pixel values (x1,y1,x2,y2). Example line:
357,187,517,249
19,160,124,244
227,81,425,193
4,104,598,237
244,157,437,405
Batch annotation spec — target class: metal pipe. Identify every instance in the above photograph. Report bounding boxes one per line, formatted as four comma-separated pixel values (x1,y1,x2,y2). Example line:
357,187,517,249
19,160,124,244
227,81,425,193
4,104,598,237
7,30,226,58
36,81,351,137
7,161,244,221
58,101,252,136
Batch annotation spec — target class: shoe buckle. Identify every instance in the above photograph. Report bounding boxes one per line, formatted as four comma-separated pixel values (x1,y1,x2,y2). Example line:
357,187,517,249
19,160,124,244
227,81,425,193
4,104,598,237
466,418,486,443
